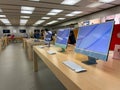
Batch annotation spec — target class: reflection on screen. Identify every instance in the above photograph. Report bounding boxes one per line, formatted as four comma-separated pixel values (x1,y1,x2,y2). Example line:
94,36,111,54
55,28,70,49
75,21,114,61
45,31,52,41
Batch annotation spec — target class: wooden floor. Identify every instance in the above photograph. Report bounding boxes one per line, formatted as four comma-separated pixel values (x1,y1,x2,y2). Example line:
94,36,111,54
0,43,66,90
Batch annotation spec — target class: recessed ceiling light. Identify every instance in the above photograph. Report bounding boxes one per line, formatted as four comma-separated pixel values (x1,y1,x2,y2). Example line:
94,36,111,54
66,14,74,16
0,19,11,24
21,11,33,14
21,16,30,18
21,6,35,11
47,9,63,16
0,15,6,17
47,13,58,15
99,0,115,3
20,19,28,25
50,9,63,13
61,0,81,5
66,11,82,17
41,17,50,19
21,6,35,14
87,2,104,8
34,20,45,25
29,0,40,1
71,11,83,14
58,18,66,20
46,20,58,25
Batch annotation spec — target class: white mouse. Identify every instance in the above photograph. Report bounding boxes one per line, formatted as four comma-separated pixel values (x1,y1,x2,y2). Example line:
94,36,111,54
75,69,86,73
75,69,81,73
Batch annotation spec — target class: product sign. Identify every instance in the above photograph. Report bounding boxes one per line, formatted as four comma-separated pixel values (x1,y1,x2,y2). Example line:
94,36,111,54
113,44,120,59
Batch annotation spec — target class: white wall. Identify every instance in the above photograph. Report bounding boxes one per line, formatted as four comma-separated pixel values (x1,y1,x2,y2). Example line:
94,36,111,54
53,5,120,28
0,26,42,37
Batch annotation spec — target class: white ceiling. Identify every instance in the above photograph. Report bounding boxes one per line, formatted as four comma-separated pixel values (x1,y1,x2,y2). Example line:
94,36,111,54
0,0,119,26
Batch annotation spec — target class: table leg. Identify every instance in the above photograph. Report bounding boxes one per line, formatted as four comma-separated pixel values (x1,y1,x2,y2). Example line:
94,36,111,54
33,51,38,72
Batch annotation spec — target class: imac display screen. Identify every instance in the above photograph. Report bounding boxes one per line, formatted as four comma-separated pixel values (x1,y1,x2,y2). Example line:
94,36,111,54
75,21,114,61
19,29,26,33
55,28,70,49
44,31,52,42
3,29,10,33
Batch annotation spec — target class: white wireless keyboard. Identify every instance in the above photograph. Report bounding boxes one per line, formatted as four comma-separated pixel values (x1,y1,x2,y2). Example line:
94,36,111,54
47,50,56,54
63,60,86,72
39,45,44,48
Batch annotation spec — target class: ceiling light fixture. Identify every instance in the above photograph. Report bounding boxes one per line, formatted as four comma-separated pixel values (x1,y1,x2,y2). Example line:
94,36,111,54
34,20,45,25
46,20,58,25
21,11,33,14
66,11,83,16
58,18,66,20
41,17,50,19
87,2,104,8
66,14,74,16
50,9,63,13
0,19,11,24
99,0,115,3
21,6,35,11
71,11,83,14
0,15,6,17
29,0,40,1
47,13,58,15
20,19,28,25
21,6,35,14
61,0,81,5
47,9,63,16
21,16,30,18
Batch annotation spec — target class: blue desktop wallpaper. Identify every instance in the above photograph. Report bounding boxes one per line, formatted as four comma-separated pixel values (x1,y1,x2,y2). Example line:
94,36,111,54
56,28,70,45
75,21,114,60
45,31,52,41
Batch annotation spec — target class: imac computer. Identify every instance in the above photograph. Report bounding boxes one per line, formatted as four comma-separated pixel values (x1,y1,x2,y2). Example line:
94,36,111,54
44,31,52,47
55,28,70,52
75,21,114,65
19,29,26,33
3,29,10,33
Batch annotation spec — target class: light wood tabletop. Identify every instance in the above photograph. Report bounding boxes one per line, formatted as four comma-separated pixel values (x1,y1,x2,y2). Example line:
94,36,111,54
0,39,2,51
23,38,44,60
33,45,120,90
27,39,44,60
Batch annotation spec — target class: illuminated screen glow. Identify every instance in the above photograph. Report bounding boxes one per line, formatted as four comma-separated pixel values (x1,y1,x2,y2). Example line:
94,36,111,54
45,31,52,41
55,28,70,49
75,21,114,61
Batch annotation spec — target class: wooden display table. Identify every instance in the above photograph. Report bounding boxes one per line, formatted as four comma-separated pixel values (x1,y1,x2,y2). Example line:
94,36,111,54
0,39,2,51
33,45,120,90
23,38,29,49
7,37,23,44
0,36,8,48
26,39,44,60
23,38,44,60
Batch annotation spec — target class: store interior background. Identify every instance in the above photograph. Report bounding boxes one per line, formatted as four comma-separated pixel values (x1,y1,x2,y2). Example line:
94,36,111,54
0,1,120,51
